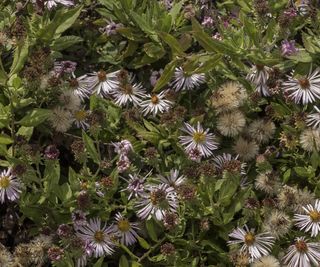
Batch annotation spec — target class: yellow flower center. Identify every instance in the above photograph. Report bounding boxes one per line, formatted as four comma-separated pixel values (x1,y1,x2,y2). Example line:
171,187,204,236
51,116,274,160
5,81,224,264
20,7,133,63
74,110,87,121
295,240,308,252
98,70,107,82
193,132,206,144
151,95,159,104
0,176,10,189
94,231,105,243
299,78,310,89
118,219,130,232
309,210,320,222
244,232,255,246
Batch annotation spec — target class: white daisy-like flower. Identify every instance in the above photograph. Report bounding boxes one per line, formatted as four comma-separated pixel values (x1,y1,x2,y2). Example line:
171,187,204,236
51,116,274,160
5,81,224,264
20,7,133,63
228,225,275,262
85,70,120,97
112,72,146,106
69,74,93,101
158,169,186,188
122,172,148,200
140,91,172,116
32,0,74,9
294,199,320,237
282,236,320,267
136,184,178,221
213,153,247,175
73,108,90,130
76,218,114,257
283,68,320,105
0,168,21,203
171,67,205,91
111,213,139,246
306,106,320,129
247,64,271,96
179,122,218,158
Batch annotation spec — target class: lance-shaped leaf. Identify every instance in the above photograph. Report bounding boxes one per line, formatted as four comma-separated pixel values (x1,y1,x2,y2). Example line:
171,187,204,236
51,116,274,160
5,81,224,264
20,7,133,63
18,108,51,127
158,32,185,56
191,18,237,56
152,59,180,92
9,38,29,76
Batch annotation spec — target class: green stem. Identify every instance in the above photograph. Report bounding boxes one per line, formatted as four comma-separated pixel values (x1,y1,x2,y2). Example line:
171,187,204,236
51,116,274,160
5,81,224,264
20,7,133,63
138,237,166,263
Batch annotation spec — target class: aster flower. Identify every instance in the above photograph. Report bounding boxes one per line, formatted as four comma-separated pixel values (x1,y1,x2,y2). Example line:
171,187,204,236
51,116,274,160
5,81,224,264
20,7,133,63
282,237,320,267
179,122,218,158
187,147,203,162
34,0,74,9
228,225,275,262
76,218,114,257
85,70,120,97
158,169,186,188
113,140,133,155
283,68,320,105
150,69,163,87
140,91,173,116
306,106,320,129
54,60,77,75
111,213,139,246
69,74,93,101
112,73,146,106
0,168,21,203
73,108,90,130
281,40,298,56
247,64,271,96
213,153,246,176
122,172,150,200
136,184,178,221
294,199,320,237
72,210,88,229
99,20,122,36
117,154,131,173
171,67,205,91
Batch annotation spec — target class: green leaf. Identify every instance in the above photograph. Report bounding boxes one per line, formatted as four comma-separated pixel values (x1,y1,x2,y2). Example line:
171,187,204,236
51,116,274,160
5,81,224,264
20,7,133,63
287,50,312,63
17,126,34,141
158,32,185,56
143,42,165,58
191,18,236,56
82,131,100,164
283,168,291,183
152,59,180,92
130,11,159,43
51,36,83,51
294,167,308,177
131,262,142,267
137,236,150,249
119,255,129,267
9,38,29,76
93,257,104,267
0,134,13,145
18,108,51,127
146,219,158,241
39,6,82,41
